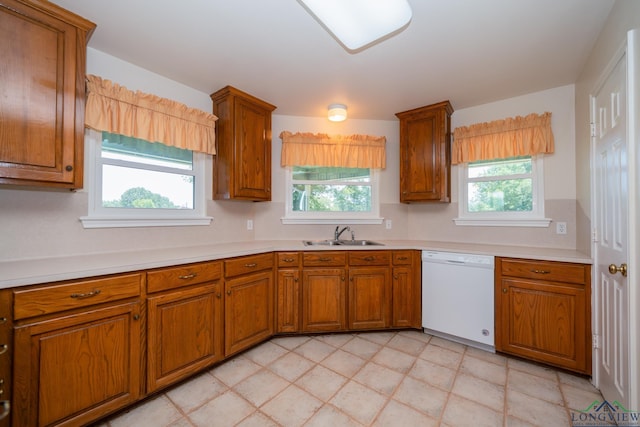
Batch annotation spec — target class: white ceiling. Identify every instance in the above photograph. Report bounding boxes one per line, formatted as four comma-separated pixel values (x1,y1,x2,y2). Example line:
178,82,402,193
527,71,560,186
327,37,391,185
52,0,615,120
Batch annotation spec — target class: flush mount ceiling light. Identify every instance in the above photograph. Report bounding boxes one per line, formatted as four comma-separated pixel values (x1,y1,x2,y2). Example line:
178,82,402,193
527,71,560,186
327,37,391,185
299,0,412,52
328,104,348,122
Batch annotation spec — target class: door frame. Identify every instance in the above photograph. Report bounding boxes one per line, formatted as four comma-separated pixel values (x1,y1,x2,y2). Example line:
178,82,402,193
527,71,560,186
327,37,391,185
590,28,640,410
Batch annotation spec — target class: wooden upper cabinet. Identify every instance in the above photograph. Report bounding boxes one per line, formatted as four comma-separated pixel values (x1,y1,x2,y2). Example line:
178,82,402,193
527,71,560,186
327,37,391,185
0,0,95,188
210,86,276,201
396,101,453,203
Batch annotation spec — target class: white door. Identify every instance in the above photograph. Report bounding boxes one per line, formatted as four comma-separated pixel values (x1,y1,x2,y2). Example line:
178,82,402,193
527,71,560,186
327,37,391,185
592,44,629,407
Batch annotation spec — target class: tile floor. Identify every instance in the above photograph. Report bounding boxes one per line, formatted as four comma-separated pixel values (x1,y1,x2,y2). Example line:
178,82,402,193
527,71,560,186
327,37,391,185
97,330,604,427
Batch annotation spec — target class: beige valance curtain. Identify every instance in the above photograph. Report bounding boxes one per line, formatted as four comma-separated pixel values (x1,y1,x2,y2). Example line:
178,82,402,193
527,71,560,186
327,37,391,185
452,112,554,164
85,74,218,155
280,131,386,169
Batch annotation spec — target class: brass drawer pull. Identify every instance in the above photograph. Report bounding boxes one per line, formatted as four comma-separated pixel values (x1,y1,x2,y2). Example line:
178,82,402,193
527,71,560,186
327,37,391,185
0,345,7,355
0,400,9,421
0,318,6,324
70,289,101,299
319,257,332,262
397,256,408,260
530,269,550,274
283,258,295,263
244,263,258,268
178,273,197,280
364,256,375,261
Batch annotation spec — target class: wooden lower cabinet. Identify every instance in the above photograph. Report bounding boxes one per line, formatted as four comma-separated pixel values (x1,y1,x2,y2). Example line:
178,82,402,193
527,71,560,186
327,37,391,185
147,283,223,393
302,268,347,332
495,257,591,374
348,267,391,329
12,301,142,427
224,271,274,356
276,269,300,333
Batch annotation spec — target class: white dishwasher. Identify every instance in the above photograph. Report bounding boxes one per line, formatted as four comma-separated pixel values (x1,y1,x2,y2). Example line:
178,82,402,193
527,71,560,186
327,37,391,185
422,251,495,351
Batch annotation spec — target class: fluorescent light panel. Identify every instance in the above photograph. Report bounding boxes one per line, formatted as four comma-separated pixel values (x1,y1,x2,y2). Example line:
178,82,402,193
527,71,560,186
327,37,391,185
300,0,412,51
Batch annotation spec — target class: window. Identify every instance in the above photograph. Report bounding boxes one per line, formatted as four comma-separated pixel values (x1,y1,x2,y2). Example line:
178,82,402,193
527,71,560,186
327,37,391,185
455,155,550,227
81,130,211,228
283,165,381,224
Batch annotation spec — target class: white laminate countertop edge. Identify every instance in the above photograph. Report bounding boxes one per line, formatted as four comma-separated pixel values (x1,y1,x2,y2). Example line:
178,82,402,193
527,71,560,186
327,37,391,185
0,240,592,289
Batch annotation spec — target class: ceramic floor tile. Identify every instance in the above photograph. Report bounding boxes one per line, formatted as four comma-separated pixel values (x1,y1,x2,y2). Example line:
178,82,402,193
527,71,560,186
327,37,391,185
211,356,262,387
233,368,290,407
305,404,363,427
187,390,255,427
330,380,388,425
441,394,504,427
419,343,463,369
397,329,433,344
270,335,311,350
385,333,428,356
341,336,383,359
508,357,559,380
166,371,228,413
267,351,315,381
508,369,564,405
373,400,439,427
235,411,279,427
507,389,571,427
315,332,355,348
293,337,337,362
261,384,323,426
561,383,605,412
320,348,367,377
465,346,507,366
108,395,182,427
357,331,397,345
451,373,505,412
295,364,348,401
557,371,598,392
393,376,449,419
407,358,457,391
428,335,467,353
242,340,290,366
165,418,192,427
460,354,508,386
371,346,417,373
353,361,404,395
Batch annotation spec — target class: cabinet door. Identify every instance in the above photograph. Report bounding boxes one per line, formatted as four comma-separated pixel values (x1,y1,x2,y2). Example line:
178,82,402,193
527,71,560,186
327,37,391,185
392,266,416,327
225,271,274,356
233,96,272,200
276,269,300,333
302,268,347,332
497,278,588,373
348,267,391,330
12,302,141,427
147,283,223,393
0,1,93,188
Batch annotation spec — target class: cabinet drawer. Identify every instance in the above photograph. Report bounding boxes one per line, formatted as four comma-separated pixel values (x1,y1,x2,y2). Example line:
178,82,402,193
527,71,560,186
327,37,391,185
277,252,300,268
147,261,222,293
499,258,588,284
349,251,391,266
393,251,414,265
14,273,143,320
303,252,347,267
225,253,274,278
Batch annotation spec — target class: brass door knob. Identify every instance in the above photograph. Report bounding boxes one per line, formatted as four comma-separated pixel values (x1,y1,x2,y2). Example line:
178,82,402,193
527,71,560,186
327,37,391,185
608,263,628,277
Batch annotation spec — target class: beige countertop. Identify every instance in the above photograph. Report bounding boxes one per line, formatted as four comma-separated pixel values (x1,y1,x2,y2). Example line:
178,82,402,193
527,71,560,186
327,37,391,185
0,240,592,289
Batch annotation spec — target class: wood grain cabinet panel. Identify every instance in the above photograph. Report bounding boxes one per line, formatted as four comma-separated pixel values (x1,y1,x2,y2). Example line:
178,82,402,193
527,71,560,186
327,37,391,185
210,86,276,201
348,267,391,330
396,101,453,203
302,268,347,332
276,252,301,333
495,257,591,374
0,0,95,188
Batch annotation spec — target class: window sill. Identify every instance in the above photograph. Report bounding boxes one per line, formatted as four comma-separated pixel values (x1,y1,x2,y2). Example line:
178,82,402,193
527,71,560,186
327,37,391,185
80,216,213,229
453,217,551,227
281,217,383,225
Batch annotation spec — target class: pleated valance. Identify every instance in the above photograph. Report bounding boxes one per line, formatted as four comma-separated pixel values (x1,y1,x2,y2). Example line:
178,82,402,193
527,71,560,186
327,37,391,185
85,74,218,155
452,112,554,164
280,131,386,169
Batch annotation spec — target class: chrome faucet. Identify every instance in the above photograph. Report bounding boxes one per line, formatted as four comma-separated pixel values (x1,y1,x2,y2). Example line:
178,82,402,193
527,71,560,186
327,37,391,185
334,226,350,241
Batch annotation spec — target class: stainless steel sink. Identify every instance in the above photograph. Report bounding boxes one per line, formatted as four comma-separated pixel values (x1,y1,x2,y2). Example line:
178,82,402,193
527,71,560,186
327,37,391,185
302,239,384,246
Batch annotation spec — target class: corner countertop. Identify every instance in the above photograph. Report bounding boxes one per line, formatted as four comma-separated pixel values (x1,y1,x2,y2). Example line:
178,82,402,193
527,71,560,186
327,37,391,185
0,240,592,289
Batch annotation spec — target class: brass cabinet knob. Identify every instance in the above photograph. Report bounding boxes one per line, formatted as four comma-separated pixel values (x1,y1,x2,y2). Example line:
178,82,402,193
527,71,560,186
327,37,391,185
608,263,628,277
502,288,508,294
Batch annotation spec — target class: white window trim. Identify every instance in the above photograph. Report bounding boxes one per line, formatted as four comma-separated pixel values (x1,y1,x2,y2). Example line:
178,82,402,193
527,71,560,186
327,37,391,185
80,129,212,229
454,156,551,227
281,166,383,225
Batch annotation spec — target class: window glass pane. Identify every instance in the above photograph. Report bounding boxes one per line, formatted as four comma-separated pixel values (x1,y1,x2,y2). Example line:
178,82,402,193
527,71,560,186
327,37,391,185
102,132,193,170
468,178,532,212
102,164,194,209
468,157,531,178
292,166,370,182
292,184,371,212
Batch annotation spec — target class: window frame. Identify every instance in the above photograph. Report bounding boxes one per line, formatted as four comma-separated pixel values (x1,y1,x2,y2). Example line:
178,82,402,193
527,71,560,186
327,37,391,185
80,129,212,229
454,155,551,227
282,166,383,225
